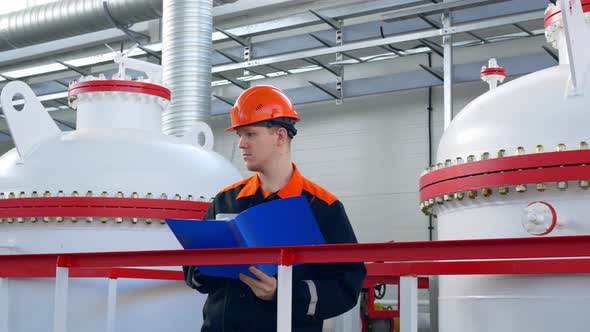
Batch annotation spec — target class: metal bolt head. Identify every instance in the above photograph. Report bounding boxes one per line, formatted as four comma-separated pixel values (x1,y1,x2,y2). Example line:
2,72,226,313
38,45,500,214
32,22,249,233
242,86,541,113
556,143,566,152
516,184,527,193
580,141,588,150
535,145,544,153
498,186,509,195
454,192,464,200
467,190,477,199
536,183,546,192
482,188,492,197
557,181,568,190
580,180,589,189
497,149,506,158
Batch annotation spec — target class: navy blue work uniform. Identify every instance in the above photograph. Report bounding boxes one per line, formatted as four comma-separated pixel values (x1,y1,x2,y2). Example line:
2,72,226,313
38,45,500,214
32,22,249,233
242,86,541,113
183,164,366,332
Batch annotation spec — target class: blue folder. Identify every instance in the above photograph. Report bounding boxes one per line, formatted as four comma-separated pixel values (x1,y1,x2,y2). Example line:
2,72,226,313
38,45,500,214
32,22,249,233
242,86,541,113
166,196,326,279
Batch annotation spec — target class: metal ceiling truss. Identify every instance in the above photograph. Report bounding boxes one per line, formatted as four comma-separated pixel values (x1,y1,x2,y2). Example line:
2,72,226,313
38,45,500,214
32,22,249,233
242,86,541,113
211,10,543,73
0,0,549,136
215,27,253,77
212,95,237,106
305,9,344,105
542,46,559,62
211,52,556,115
419,64,444,81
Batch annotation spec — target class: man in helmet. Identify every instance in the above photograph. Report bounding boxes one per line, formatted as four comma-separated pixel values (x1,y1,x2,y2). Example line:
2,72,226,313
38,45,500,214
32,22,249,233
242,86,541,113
184,85,366,332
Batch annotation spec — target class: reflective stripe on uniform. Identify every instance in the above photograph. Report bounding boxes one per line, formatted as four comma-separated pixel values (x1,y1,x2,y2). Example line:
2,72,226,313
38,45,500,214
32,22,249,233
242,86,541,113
303,280,318,316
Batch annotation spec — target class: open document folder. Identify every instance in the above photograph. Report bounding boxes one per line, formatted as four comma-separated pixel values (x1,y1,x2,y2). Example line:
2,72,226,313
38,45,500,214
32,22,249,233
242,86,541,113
166,196,326,279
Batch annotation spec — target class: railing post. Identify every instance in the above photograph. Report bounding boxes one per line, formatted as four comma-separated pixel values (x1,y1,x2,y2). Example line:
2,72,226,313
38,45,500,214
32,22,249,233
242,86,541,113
0,239,15,332
53,256,70,332
400,276,418,332
277,249,293,332
0,278,9,332
107,276,118,332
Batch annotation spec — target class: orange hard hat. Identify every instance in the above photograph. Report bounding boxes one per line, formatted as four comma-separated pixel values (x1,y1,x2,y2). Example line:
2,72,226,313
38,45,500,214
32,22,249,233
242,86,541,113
225,85,300,131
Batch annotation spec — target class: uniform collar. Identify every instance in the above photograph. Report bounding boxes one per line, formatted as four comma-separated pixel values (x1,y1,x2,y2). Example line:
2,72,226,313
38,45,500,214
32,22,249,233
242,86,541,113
236,163,303,199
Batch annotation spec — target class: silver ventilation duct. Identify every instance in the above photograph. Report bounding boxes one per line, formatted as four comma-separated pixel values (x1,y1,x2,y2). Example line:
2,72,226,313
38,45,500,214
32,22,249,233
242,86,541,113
0,0,162,51
161,0,213,135
0,0,237,51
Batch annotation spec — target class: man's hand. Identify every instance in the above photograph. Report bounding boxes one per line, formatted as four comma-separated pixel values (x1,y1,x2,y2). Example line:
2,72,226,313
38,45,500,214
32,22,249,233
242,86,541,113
239,266,277,301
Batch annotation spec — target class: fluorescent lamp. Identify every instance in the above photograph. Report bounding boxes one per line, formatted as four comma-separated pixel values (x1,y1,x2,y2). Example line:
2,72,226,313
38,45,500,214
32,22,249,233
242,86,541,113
0,42,163,79
3,63,66,78
38,91,69,102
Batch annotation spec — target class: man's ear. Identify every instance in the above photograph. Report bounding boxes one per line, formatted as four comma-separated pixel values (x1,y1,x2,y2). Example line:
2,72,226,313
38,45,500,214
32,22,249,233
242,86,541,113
276,127,288,145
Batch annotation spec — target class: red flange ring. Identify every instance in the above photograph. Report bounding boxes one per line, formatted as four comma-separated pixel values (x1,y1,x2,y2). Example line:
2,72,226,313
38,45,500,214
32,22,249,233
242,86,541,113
0,197,208,220
420,150,590,201
69,80,171,100
480,67,506,78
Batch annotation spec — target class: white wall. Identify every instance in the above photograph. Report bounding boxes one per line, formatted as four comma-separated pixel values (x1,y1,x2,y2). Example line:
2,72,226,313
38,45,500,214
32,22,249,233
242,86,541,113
209,78,497,244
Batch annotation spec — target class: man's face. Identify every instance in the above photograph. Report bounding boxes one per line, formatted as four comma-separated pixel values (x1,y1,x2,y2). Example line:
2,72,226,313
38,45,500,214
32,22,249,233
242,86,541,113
236,125,278,172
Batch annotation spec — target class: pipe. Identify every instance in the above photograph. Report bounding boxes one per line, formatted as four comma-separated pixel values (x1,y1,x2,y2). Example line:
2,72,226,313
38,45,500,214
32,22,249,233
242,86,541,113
161,0,213,135
0,0,237,52
0,0,162,52
427,52,434,242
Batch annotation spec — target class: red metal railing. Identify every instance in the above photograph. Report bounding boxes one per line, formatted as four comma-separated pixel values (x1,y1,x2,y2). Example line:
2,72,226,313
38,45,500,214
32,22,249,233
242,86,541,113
2,235,590,332
4,234,590,274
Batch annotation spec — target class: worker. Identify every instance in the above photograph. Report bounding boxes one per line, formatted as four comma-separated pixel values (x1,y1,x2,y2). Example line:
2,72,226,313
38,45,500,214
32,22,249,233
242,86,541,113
183,85,366,332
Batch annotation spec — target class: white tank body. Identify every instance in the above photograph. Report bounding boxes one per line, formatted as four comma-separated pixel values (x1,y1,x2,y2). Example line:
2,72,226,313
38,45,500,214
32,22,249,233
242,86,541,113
0,57,242,332
425,2,590,331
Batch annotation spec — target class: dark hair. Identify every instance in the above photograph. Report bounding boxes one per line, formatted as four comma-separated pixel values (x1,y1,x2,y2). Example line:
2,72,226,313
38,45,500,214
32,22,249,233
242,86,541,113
265,117,297,138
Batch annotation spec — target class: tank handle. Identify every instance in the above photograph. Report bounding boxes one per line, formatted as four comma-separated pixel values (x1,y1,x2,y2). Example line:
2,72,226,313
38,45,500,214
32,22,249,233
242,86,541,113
181,121,214,150
560,0,590,96
0,81,61,158
113,54,163,84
